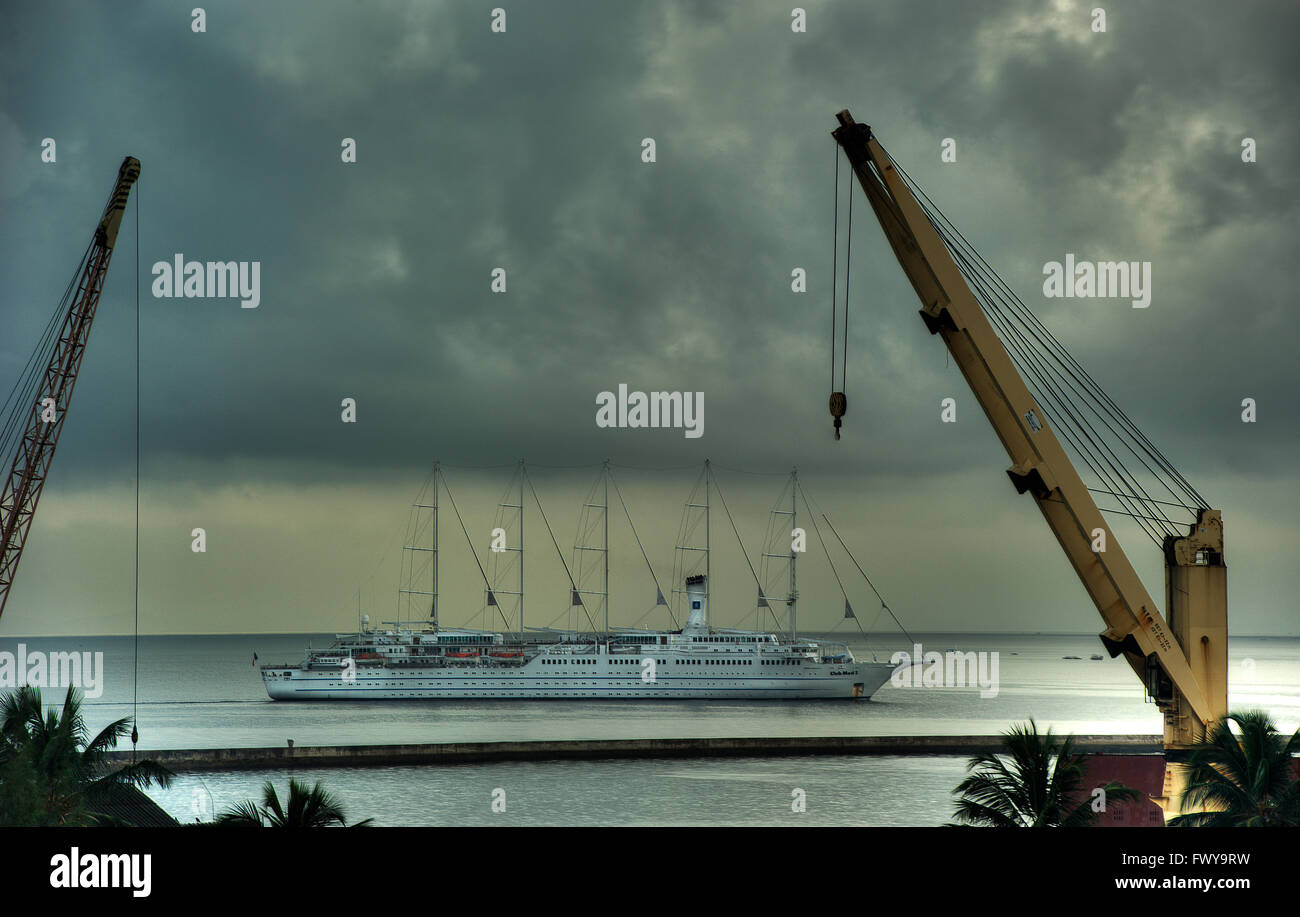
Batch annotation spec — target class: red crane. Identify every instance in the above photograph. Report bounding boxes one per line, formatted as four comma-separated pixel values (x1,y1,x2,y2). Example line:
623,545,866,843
0,156,141,621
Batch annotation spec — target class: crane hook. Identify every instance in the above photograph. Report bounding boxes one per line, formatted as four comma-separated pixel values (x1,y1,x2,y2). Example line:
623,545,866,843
829,391,847,440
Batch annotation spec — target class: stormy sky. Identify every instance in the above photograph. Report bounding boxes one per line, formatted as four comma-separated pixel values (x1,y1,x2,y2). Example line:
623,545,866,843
1,0,1297,638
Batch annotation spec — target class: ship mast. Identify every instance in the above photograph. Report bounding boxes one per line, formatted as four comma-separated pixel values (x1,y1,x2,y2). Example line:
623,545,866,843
790,467,797,641
574,463,611,638
518,459,525,642
704,459,710,627
761,469,799,635
399,463,440,628
603,460,610,638
489,462,526,638
431,465,438,628
675,461,711,630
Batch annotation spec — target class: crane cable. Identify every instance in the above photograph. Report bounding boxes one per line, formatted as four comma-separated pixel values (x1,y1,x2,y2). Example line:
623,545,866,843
880,147,1208,544
0,243,91,467
833,136,1207,546
828,141,851,439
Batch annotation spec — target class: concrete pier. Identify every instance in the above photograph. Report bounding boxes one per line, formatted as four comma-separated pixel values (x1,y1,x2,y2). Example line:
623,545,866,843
104,734,1163,772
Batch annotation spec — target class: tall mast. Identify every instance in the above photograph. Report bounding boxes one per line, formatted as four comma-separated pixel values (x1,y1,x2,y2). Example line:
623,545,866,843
431,463,439,628
704,459,711,627
400,465,439,627
790,467,797,641
677,461,711,629
603,460,610,638
575,465,611,637
492,463,525,639
763,470,798,634
519,459,525,642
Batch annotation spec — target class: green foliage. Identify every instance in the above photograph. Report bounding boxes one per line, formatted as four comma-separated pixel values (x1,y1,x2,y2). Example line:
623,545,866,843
949,719,1141,827
0,686,174,826
1169,710,1300,827
216,777,372,828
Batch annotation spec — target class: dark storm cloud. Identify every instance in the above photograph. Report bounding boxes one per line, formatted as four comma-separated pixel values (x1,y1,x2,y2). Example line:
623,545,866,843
5,0,1295,490
2,1,1298,636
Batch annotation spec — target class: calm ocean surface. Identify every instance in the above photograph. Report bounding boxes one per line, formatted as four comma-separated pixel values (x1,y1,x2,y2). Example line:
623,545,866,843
4,632,1297,826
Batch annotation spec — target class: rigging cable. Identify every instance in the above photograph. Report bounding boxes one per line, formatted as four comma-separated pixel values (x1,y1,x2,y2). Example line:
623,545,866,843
607,466,677,627
935,207,1193,535
820,513,915,645
522,464,600,635
0,242,91,464
706,465,771,626
868,142,1208,544
438,466,510,631
796,481,916,646
131,179,140,754
794,483,862,637
885,144,1207,516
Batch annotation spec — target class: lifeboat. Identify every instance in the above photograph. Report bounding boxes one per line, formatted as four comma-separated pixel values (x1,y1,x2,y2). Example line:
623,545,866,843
446,651,479,658
489,651,524,658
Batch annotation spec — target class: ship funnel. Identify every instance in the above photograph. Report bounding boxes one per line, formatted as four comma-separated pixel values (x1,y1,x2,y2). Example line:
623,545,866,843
684,575,708,634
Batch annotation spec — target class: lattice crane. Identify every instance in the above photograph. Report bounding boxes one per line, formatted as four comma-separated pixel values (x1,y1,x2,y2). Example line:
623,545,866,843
0,156,141,621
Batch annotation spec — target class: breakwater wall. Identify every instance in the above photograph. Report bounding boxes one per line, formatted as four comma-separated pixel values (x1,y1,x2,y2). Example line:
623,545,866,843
105,734,1163,771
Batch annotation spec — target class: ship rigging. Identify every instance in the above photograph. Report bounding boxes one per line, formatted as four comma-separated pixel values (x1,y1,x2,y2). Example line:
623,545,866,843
259,461,904,701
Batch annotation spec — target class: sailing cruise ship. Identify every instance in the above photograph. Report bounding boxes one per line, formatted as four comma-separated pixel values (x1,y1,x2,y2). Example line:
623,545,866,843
261,463,899,701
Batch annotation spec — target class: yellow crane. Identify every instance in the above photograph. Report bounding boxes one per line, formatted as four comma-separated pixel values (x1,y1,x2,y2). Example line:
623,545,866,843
827,111,1226,812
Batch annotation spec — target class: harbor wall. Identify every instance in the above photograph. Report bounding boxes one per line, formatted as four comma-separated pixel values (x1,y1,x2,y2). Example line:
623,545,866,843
104,734,1163,771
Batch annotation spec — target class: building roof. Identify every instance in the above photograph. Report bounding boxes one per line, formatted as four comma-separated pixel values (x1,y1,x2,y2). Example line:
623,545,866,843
84,783,179,827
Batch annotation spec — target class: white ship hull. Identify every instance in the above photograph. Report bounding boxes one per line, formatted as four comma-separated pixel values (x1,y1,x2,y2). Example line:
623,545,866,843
262,659,897,701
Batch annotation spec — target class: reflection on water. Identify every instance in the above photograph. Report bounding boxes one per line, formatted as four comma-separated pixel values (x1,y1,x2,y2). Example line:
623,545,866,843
3,632,1295,826
155,755,972,827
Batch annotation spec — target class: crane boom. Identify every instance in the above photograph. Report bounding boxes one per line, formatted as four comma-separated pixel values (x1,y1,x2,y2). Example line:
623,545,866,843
0,156,141,622
830,112,1225,750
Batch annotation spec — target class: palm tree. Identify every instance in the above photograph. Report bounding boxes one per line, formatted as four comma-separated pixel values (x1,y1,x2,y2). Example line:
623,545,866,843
1169,710,1300,827
0,686,174,826
216,777,372,827
949,719,1141,827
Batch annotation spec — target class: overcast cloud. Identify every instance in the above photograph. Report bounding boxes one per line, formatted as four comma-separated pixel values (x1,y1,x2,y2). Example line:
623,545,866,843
1,0,1296,637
